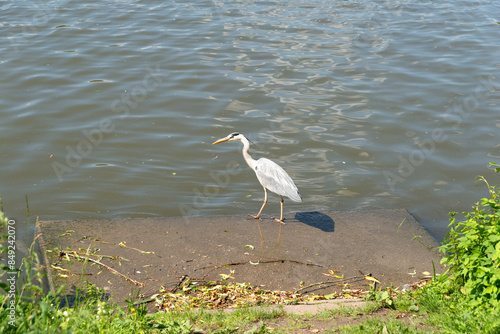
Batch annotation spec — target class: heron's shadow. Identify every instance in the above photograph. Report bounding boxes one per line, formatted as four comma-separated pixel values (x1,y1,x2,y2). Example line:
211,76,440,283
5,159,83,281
294,211,335,232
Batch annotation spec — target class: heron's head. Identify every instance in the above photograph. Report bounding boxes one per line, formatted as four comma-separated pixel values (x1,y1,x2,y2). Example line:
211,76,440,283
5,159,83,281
212,132,244,145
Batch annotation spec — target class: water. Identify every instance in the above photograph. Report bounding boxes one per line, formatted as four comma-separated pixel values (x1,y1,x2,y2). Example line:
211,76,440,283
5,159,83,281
1,0,500,250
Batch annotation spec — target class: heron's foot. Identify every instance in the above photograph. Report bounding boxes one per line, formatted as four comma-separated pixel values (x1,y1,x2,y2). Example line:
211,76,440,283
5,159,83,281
248,214,261,220
273,218,286,225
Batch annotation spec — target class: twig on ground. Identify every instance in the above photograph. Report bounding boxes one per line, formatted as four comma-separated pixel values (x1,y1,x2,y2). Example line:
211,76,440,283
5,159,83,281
118,241,154,254
195,259,324,272
60,250,146,287
171,275,188,293
294,275,365,294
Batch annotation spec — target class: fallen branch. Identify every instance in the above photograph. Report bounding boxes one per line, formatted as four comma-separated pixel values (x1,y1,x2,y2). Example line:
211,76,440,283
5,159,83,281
61,250,129,262
294,275,365,294
60,251,146,287
196,259,324,272
170,275,188,293
119,241,154,254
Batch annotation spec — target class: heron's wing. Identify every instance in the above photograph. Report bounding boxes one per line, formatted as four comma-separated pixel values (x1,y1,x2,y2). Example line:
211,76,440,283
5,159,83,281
254,158,302,203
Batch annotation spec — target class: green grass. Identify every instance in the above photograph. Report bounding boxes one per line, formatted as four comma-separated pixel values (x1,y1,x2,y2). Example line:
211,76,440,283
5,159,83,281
1,164,500,333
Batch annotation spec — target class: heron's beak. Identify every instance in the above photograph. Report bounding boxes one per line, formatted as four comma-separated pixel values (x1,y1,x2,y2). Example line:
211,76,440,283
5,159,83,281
212,137,229,145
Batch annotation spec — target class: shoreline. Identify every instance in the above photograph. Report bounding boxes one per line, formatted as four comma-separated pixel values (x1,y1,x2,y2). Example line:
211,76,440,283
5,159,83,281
36,209,442,311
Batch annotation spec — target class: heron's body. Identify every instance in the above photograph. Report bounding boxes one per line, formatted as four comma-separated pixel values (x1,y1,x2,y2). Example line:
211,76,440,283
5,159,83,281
213,132,301,223
251,158,302,203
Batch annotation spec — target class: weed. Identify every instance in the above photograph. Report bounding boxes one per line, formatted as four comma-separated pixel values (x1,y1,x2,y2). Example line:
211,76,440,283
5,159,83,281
365,283,398,309
438,162,500,310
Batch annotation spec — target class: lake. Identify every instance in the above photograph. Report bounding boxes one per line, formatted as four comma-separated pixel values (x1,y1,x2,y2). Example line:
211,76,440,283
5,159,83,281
1,0,499,253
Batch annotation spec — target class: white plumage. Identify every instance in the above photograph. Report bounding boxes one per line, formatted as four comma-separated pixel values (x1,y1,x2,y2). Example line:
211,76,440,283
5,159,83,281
213,132,301,223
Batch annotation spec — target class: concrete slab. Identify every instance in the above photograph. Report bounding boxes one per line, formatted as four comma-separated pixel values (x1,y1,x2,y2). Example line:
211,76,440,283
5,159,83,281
233,299,370,316
36,209,442,310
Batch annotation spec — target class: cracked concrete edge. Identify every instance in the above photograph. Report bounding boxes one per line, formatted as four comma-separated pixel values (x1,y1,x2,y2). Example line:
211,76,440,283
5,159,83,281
220,298,369,315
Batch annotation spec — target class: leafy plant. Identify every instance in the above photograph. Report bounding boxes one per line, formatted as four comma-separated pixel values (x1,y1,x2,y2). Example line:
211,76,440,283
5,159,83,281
365,283,397,309
439,162,500,310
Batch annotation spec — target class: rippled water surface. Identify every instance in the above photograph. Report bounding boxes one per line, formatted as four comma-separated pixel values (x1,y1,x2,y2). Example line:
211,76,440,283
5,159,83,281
1,0,500,244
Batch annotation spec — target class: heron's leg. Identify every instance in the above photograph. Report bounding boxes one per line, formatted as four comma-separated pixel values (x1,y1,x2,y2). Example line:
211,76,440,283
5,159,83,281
250,187,268,219
273,196,286,224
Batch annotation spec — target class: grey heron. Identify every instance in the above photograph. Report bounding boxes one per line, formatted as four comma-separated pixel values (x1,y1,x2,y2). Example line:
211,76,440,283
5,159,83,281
212,132,302,223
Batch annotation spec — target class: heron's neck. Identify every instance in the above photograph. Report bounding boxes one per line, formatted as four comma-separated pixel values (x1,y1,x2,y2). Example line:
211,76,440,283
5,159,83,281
241,137,255,169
